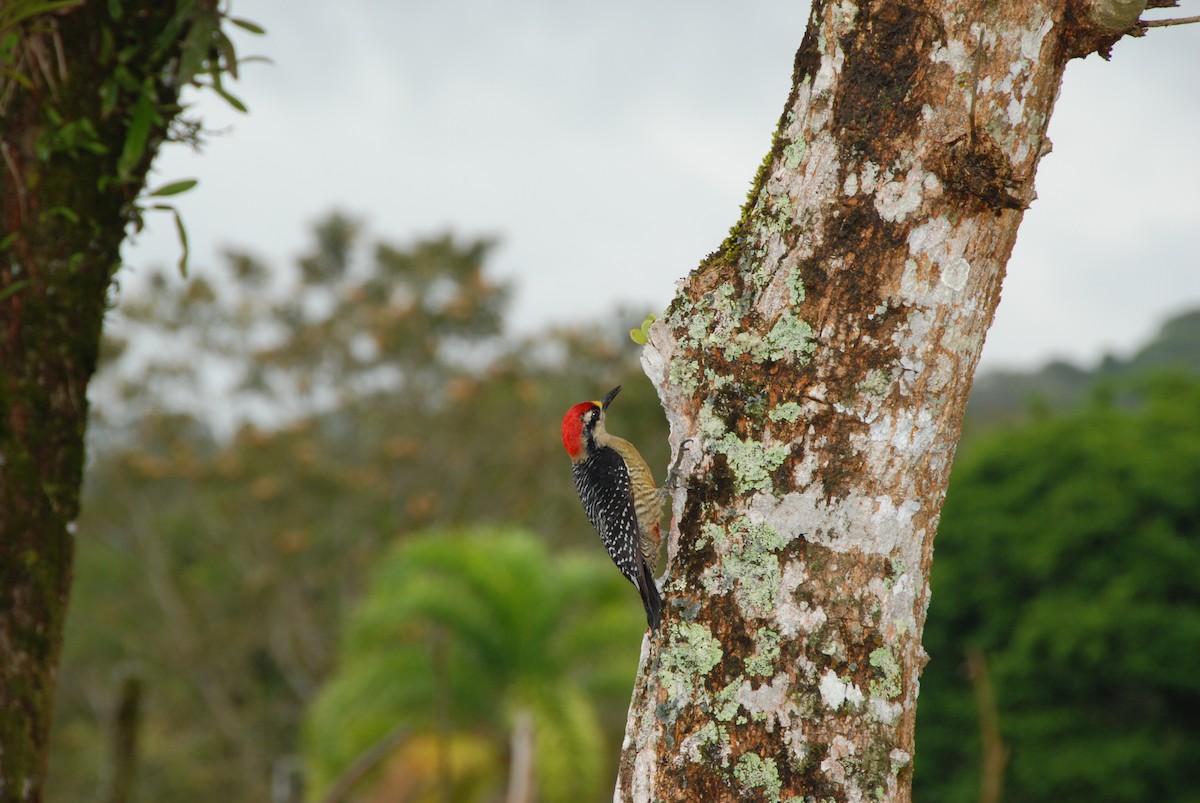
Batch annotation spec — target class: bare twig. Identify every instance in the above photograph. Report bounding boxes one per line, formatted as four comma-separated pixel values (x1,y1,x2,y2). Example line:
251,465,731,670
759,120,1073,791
2,140,28,224
25,34,58,95
966,21,985,147
51,23,68,82
1142,14,1200,26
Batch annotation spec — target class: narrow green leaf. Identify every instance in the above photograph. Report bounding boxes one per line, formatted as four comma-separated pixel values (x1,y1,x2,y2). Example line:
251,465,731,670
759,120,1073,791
118,89,156,178
0,279,32,304
100,80,120,116
2,66,33,91
215,30,238,80
148,3,191,63
0,0,85,28
149,179,199,198
98,24,113,63
111,64,135,91
116,44,141,65
213,84,248,113
229,17,266,35
176,38,206,86
171,207,190,278
47,206,80,224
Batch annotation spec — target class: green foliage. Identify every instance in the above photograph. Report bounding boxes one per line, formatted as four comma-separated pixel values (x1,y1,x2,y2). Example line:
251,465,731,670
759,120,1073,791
629,312,657,345
0,1,84,31
147,178,199,197
304,529,644,801
104,0,263,275
50,214,667,802
916,375,1200,802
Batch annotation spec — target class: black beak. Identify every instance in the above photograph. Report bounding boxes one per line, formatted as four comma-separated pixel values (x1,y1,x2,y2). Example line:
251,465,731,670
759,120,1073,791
601,385,622,410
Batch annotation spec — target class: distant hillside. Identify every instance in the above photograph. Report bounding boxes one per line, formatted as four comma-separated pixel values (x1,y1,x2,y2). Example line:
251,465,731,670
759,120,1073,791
966,308,1200,429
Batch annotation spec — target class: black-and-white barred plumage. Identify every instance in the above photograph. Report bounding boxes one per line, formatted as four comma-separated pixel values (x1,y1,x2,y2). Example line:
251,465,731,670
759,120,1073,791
572,446,662,629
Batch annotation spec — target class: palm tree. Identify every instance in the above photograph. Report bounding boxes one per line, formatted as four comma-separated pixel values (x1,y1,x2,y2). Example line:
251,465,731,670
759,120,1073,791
304,528,646,802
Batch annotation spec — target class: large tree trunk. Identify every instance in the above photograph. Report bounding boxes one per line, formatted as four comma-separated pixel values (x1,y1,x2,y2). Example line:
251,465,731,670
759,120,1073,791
619,0,1153,799
0,3,222,798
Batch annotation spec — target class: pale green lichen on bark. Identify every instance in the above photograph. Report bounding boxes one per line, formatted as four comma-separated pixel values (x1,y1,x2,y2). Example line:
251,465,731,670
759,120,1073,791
700,516,792,624
701,522,727,549
868,647,902,699
722,312,815,365
683,721,731,767
787,264,806,306
773,194,796,231
668,354,700,394
859,739,899,800
686,306,715,343
765,313,816,361
699,404,790,494
712,678,742,722
660,250,816,405
783,137,808,169
698,407,768,490
858,368,892,398
735,752,783,803
658,621,723,709
745,627,782,676
768,402,804,423
727,522,787,612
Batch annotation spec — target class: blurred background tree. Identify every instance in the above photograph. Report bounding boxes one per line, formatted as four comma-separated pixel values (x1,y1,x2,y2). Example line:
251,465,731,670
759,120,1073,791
50,214,664,801
48,210,1200,801
916,375,1200,802
304,529,644,802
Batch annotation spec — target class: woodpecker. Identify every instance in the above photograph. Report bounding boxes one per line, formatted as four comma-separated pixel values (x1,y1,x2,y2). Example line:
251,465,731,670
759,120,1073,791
561,385,663,629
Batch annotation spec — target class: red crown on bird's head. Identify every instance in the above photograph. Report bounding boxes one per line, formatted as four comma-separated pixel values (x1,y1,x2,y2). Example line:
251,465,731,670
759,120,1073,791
560,386,621,459
561,401,598,459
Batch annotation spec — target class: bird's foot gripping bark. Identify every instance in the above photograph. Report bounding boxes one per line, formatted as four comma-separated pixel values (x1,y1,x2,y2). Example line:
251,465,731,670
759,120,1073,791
658,438,694,503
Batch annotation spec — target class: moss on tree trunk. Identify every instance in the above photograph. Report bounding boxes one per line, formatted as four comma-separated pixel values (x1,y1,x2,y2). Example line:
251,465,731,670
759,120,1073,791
0,2,223,798
618,0,1151,800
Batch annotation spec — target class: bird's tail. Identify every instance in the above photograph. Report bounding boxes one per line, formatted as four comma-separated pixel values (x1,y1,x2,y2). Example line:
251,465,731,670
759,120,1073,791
638,560,662,630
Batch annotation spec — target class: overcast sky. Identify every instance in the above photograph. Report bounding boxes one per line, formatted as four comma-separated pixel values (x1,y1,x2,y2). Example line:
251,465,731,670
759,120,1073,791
126,0,1200,372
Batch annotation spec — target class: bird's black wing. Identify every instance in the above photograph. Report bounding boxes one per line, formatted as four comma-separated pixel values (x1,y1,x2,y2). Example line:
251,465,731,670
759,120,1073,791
573,446,662,628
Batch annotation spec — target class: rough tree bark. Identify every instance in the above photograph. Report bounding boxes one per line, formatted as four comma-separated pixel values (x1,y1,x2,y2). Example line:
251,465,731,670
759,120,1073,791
0,2,230,799
618,0,1172,800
